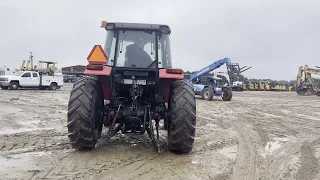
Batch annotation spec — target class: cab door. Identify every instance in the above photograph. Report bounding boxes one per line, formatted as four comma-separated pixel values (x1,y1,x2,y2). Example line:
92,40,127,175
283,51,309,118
19,72,32,86
31,72,40,86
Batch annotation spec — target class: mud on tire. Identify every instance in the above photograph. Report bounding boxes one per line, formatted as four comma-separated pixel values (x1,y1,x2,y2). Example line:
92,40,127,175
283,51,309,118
67,77,104,150
168,80,196,154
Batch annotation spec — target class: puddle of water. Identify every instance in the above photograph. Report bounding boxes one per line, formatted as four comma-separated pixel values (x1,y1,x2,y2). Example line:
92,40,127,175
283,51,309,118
0,127,53,135
0,115,51,135
0,155,33,171
0,104,43,135
0,105,23,115
0,127,39,135
0,155,37,178
265,137,289,154
218,145,238,160
19,119,41,126
280,109,291,114
0,151,51,178
257,111,283,118
314,145,320,159
10,151,52,159
265,141,281,153
298,114,320,121
191,160,199,164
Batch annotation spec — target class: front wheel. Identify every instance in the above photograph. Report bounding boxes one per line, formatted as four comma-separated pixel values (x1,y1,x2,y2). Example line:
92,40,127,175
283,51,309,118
222,88,232,101
67,77,104,150
168,80,196,154
10,82,19,90
201,87,213,101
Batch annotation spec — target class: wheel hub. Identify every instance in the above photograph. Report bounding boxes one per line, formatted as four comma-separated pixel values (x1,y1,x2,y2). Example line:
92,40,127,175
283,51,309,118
204,91,209,98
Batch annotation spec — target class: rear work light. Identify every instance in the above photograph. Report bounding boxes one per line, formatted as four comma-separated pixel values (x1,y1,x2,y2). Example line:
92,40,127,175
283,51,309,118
86,64,103,70
166,68,183,74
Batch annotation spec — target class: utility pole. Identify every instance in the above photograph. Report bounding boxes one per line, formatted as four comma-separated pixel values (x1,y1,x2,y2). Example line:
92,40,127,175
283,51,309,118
29,52,33,70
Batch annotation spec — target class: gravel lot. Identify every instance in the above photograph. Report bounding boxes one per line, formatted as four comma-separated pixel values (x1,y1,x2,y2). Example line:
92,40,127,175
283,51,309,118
0,83,320,180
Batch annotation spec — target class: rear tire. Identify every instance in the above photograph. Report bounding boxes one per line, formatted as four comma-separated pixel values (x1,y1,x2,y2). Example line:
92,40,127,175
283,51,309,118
168,80,196,154
201,87,213,101
49,82,57,90
222,88,232,101
67,77,104,150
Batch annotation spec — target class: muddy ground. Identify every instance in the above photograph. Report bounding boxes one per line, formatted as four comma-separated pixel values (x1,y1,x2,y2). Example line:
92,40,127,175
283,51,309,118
0,84,320,180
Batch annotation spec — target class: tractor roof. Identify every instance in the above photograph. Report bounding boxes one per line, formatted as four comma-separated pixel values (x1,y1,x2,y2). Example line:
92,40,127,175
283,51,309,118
102,22,171,34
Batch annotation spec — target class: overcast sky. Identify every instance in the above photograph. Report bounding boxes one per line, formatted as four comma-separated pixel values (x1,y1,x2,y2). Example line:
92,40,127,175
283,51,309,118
1,0,319,80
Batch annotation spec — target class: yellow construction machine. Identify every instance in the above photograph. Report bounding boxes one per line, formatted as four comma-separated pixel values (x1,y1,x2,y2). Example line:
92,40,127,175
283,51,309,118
254,81,259,90
296,65,320,96
264,80,271,91
278,81,287,91
287,83,294,91
245,81,254,91
270,81,279,91
258,80,265,91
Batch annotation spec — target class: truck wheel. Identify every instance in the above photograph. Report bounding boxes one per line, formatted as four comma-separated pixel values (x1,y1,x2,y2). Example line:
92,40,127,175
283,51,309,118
168,80,196,154
222,89,232,101
201,87,213,101
10,82,19,90
49,83,57,90
67,77,104,150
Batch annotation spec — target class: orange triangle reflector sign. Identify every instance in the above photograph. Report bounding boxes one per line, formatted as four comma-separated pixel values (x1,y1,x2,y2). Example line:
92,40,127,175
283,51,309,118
87,45,108,64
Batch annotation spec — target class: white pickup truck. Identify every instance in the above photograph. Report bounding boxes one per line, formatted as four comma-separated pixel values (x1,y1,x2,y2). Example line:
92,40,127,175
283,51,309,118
0,70,63,90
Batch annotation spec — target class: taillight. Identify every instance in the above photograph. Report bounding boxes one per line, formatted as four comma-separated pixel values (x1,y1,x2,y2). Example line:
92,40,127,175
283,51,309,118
86,64,103,70
166,68,183,74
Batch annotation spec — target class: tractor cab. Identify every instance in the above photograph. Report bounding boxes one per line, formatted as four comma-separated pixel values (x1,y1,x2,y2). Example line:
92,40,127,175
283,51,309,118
100,22,173,69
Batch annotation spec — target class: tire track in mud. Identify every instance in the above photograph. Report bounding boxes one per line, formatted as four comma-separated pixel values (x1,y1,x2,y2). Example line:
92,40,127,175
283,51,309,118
26,101,239,180
199,98,271,179
2,89,320,179
243,99,320,179
202,92,320,180
229,121,265,180
296,141,319,180
30,152,160,180
230,92,320,180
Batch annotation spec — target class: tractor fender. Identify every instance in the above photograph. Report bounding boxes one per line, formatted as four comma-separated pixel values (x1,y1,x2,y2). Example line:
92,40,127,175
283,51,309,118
84,66,112,76
83,66,112,100
159,68,184,103
159,69,184,79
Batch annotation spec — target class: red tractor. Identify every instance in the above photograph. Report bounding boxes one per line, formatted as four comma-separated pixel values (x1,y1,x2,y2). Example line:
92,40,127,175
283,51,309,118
67,21,197,153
